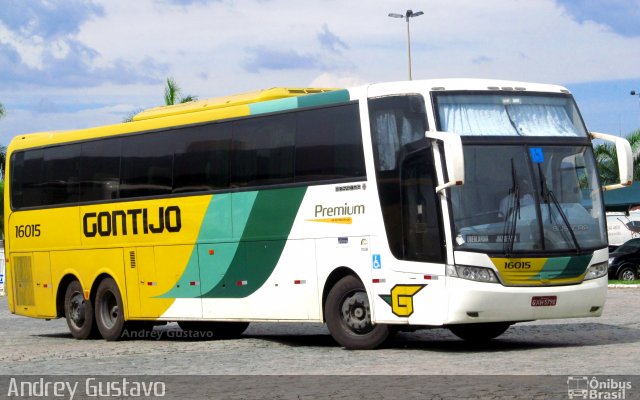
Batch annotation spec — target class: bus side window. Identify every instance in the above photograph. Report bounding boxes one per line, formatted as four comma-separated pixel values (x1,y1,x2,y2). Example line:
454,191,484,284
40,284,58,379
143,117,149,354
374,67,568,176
231,114,295,188
42,144,80,206
80,139,122,202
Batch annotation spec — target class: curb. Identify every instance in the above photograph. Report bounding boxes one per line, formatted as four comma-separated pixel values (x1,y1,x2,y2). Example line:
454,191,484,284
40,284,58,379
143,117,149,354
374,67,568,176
608,284,640,288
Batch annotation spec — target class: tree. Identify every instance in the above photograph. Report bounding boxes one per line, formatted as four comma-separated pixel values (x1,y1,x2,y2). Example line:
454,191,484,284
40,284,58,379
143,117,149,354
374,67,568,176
594,129,640,185
0,102,5,237
163,77,198,106
123,78,197,122
0,102,5,179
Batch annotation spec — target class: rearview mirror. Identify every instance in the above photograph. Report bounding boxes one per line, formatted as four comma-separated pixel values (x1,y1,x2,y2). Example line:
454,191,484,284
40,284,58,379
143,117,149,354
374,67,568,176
590,132,633,191
425,131,465,193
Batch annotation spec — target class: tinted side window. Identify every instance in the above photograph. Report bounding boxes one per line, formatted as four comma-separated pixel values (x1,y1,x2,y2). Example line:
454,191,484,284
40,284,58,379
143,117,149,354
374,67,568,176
80,139,122,201
231,114,295,187
368,95,432,260
11,150,44,209
121,132,173,198
295,104,365,182
41,144,81,205
173,124,231,193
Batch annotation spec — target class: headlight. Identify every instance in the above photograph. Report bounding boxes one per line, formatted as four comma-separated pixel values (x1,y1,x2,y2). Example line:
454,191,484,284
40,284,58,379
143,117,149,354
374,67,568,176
584,261,608,280
446,264,498,283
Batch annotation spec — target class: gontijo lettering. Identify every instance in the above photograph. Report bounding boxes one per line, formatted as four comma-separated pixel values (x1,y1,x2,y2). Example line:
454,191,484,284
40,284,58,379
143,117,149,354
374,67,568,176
83,206,181,237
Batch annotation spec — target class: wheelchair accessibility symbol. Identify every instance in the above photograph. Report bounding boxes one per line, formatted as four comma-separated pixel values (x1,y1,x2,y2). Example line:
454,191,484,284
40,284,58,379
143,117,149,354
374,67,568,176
372,254,382,269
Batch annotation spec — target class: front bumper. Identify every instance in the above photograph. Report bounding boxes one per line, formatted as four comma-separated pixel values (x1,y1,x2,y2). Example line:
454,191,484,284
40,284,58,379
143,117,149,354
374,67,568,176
445,275,607,324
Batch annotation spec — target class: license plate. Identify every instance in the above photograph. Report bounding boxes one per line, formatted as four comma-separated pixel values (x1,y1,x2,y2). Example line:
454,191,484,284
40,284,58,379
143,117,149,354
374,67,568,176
531,296,557,307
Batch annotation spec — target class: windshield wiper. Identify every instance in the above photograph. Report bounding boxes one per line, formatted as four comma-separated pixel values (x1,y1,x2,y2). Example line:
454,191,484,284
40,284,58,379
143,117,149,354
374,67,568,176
503,159,521,256
537,164,582,253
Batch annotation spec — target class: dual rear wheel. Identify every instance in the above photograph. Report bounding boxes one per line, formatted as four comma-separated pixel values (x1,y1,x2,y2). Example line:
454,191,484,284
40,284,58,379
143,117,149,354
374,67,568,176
64,278,124,341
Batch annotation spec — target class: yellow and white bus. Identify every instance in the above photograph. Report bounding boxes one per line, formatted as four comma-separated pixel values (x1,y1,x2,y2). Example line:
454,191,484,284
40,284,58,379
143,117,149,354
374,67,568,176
4,79,632,349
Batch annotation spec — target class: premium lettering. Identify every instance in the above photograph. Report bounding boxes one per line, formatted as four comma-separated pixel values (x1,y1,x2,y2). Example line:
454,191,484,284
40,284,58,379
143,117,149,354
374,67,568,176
83,206,181,237
315,203,365,218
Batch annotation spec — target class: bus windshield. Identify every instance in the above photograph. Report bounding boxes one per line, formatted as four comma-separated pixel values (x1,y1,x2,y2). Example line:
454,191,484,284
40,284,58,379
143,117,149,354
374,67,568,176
449,144,607,254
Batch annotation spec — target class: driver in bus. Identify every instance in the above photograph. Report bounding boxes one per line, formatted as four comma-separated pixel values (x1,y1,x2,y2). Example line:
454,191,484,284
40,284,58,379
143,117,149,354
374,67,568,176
499,180,534,218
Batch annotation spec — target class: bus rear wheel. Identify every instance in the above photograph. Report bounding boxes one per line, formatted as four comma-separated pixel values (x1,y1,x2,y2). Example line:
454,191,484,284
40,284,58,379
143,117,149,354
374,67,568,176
64,280,97,339
177,321,249,339
324,275,389,350
95,277,125,341
449,322,511,342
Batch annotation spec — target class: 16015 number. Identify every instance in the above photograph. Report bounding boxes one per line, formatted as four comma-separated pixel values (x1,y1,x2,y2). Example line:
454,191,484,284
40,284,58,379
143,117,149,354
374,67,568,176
15,224,41,238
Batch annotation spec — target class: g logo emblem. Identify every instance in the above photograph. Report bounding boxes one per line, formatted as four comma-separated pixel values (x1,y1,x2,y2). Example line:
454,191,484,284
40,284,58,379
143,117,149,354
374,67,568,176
380,284,426,317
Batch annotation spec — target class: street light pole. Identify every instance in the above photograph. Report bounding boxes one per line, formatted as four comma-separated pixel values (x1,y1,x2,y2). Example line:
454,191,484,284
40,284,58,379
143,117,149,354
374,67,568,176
389,9,424,80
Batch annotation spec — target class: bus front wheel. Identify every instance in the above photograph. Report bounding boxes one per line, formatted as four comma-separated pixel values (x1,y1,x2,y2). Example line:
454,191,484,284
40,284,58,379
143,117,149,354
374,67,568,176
64,280,97,339
95,277,125,341
324,275,389,350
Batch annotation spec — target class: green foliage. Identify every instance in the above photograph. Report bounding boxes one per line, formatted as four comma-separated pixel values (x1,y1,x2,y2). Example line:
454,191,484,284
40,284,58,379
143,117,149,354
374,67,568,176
0,180,4,238
0,144,5,180
122,108,144,123
594,129,640,185
164,77,198,105
124,78,198,122
0,102,5,119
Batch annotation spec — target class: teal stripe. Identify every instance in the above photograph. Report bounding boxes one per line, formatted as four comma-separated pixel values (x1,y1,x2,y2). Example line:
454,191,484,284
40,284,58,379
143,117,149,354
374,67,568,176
250,97,299,115
249,89,351,116
298,90,350,108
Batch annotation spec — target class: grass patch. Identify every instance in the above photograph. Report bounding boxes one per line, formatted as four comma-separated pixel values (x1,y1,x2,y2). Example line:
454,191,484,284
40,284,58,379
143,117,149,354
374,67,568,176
608,280,640,284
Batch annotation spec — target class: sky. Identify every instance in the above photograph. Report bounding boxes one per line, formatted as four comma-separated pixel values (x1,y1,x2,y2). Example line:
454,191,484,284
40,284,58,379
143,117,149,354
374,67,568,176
0,0,639,146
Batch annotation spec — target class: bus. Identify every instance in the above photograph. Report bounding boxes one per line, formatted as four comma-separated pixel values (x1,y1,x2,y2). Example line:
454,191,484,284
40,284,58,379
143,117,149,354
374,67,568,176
4,79,632,350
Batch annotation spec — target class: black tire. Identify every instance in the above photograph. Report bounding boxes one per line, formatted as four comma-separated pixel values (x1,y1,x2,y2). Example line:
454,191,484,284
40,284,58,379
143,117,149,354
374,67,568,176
617,266,638,281
449,322,511,342
94,277,126,341
324,275,389,350
64,280,97,339
177,321,249,339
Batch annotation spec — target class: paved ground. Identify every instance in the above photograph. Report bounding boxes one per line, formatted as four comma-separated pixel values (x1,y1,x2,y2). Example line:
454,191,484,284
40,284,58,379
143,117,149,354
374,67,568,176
0,288,638,398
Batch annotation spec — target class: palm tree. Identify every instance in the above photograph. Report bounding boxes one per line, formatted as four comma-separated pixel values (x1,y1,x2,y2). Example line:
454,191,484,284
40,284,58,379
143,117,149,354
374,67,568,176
594,129,640,185
123,78,197,122
0,103,5,181
164,77,198,105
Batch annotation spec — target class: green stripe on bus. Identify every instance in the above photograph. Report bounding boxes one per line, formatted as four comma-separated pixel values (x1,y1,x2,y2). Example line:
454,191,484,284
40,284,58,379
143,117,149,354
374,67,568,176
200,187,307,298
160,187,307,299
531,255,591,281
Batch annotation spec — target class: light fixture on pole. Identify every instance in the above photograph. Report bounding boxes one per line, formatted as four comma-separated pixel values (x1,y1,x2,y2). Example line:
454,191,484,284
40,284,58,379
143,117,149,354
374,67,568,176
389,9,424,80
